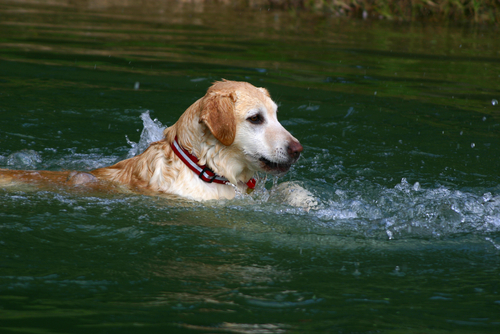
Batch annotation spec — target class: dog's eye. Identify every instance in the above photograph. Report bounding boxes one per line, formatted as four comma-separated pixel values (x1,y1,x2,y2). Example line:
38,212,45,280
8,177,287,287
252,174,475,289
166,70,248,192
247,114,263,124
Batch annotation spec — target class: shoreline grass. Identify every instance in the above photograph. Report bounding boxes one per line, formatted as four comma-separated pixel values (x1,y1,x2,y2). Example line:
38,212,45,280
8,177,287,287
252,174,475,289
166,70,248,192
263,0,500,23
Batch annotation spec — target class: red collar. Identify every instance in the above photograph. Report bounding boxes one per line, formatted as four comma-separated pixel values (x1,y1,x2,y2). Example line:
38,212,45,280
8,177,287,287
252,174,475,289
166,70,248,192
170,137,256,189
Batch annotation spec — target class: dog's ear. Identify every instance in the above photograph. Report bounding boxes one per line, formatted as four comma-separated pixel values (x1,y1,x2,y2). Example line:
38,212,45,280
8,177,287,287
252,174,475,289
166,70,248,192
199,92,237,146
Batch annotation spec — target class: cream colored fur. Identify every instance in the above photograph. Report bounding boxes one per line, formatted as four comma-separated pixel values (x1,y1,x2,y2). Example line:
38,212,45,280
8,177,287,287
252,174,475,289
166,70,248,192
91,80,303,201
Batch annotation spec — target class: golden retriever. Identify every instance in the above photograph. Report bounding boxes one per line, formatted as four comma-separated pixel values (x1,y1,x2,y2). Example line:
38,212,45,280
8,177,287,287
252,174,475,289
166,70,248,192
0,80,304,201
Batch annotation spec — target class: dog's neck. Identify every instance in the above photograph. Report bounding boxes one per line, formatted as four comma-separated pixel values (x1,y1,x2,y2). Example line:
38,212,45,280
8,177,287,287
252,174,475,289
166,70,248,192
171,137,256,190
164,99,256,191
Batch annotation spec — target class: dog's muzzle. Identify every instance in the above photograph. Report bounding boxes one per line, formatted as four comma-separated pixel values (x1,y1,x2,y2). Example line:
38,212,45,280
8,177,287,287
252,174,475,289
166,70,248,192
258,140,303,174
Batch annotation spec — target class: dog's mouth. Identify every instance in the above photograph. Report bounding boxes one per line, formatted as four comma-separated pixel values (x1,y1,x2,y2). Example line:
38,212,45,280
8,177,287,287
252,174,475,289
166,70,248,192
258,156,293,174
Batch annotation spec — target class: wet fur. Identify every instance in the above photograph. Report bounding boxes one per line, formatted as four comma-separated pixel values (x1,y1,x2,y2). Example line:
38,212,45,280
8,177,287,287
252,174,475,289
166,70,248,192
1,81,303,202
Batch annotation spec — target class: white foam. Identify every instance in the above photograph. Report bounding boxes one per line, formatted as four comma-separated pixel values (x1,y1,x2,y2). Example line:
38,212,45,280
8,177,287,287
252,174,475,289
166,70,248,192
306,178,500,240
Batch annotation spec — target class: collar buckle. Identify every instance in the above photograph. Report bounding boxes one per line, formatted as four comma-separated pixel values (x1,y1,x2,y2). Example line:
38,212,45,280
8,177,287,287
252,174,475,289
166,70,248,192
200,166,217,183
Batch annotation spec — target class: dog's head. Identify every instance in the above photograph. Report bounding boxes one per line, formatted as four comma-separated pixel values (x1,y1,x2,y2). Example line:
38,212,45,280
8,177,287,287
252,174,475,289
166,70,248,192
199,80,302,177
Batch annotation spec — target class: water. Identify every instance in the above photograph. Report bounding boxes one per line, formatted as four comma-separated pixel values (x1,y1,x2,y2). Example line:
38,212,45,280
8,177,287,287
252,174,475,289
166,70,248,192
125,111,166,159
1,1,500,332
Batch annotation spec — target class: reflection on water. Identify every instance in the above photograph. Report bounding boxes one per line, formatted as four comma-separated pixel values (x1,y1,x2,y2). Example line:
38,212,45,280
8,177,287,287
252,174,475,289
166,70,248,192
1,0,500,333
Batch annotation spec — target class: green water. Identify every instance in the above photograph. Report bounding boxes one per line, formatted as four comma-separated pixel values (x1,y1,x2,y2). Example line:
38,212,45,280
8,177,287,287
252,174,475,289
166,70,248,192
1,1,500,333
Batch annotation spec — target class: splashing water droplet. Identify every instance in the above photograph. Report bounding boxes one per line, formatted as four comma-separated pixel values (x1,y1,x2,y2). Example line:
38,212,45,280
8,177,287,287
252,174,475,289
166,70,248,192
272,175,279,188
492,99,498,106
471,143,475,148
126,111,166,158
344,107,354,118
485,237,500,250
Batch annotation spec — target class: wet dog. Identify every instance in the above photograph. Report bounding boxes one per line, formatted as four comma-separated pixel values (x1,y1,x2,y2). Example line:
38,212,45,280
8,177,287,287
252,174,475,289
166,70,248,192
0,80,304,202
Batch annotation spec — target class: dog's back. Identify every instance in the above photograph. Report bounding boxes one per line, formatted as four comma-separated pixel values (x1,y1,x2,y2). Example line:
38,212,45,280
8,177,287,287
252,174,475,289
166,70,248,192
0,169,70,185
0,168,114,192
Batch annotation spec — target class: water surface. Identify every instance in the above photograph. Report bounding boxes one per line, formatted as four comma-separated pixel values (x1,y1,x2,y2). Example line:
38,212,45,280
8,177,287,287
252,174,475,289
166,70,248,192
1,1,500,333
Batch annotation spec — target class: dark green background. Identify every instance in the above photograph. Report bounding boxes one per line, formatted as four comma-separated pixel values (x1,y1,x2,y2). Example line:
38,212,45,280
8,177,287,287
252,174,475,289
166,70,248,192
1,1,500,333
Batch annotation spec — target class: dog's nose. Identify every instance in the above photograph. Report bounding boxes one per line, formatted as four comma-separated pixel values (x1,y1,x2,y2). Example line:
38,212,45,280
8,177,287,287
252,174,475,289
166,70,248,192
287,141,303,160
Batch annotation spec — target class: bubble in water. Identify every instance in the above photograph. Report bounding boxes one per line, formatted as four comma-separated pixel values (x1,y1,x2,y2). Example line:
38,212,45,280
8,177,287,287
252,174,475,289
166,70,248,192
492,99,498,106
471,143,475,148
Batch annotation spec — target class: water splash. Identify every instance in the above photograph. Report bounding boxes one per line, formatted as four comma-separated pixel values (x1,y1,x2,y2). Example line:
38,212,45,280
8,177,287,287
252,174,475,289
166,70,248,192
3,149,42,168
4,111,498,242
126,111,166,158
311,178,500,240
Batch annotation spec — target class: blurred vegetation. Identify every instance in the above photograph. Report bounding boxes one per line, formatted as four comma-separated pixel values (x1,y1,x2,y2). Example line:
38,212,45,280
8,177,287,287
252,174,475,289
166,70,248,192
263,0,500,23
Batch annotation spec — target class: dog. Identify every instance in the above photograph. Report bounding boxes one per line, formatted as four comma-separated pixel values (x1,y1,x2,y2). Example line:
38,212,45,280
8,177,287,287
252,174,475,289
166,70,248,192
0,80,304,202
